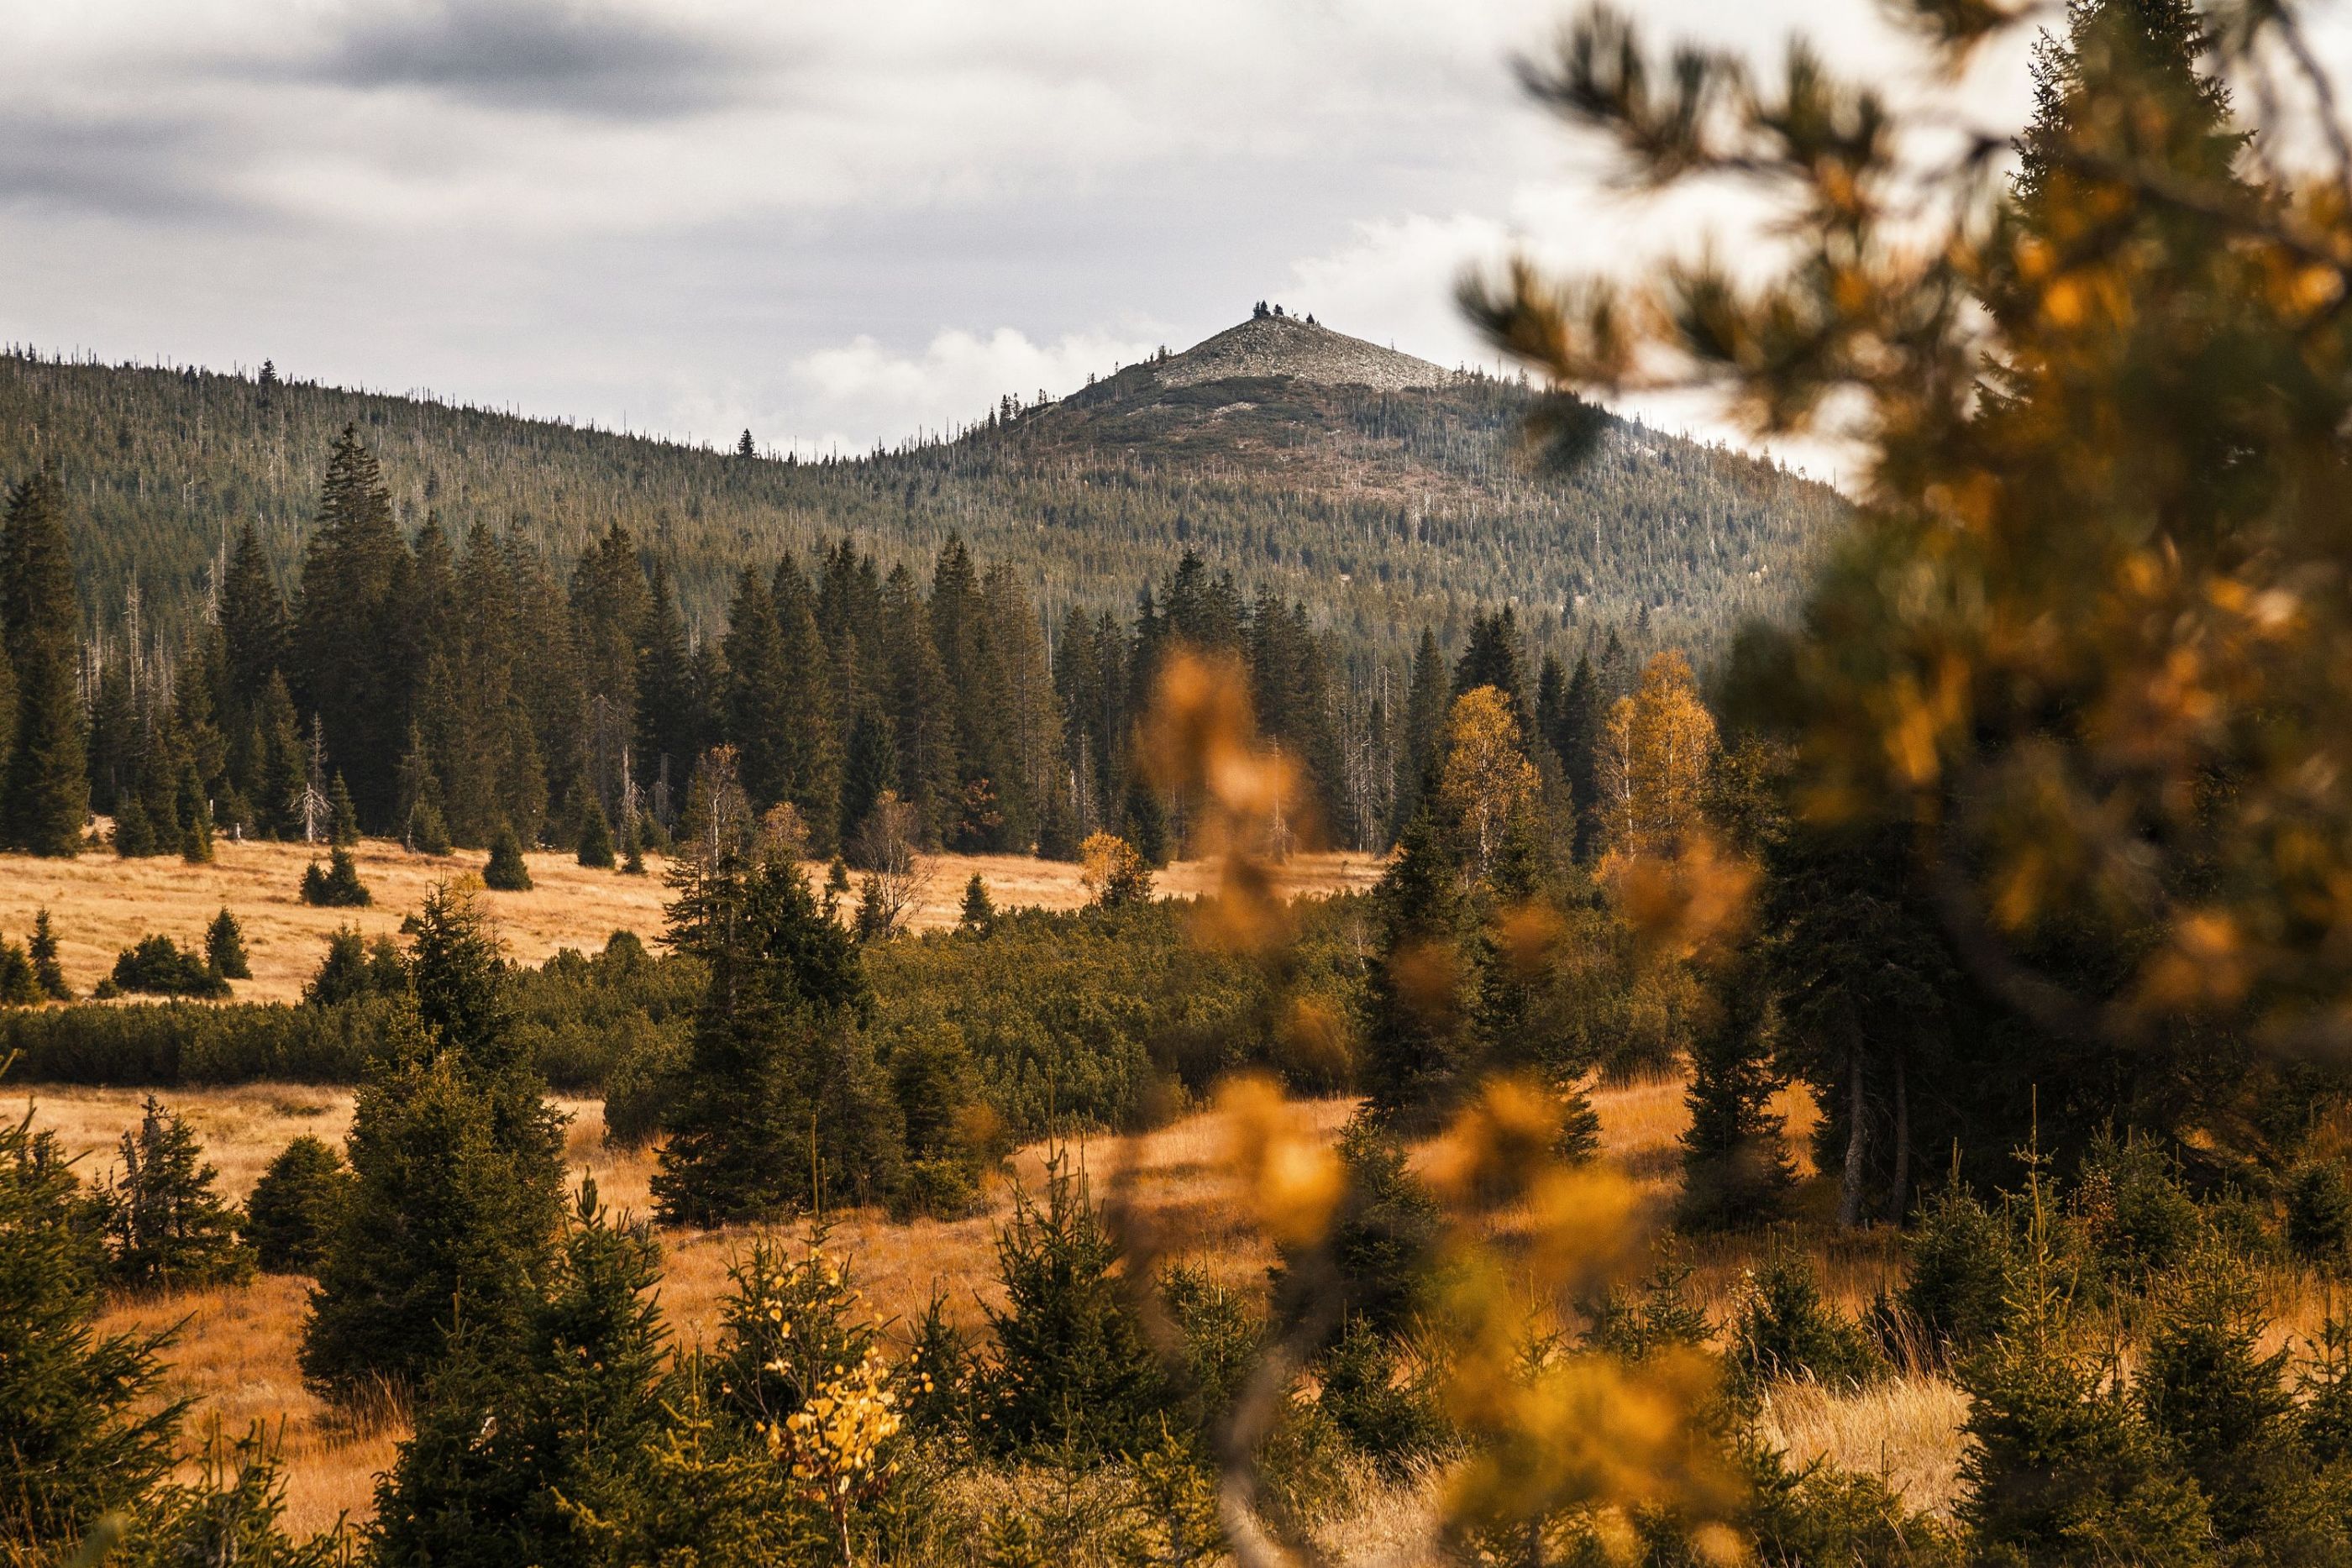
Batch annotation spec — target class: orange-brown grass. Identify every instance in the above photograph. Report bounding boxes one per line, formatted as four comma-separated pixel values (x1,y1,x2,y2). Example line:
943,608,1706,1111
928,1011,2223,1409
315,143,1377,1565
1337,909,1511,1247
31,1085,1360,1529
87,1072,2352,1535
1755,1374,1973,1518
0,836,1382,1004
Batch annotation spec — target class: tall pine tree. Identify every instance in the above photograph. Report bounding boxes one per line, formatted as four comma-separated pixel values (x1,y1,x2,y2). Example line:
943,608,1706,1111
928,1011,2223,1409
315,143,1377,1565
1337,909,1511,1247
2,470,89,856
291,427,407,828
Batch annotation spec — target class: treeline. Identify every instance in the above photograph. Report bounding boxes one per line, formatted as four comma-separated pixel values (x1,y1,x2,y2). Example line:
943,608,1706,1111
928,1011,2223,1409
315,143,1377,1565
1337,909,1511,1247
32,421,1674,861
0,336,1846,672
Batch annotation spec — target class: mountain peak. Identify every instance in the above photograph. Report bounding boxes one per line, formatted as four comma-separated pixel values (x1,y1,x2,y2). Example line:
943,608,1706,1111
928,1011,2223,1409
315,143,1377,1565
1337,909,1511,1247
1147,310,1451,393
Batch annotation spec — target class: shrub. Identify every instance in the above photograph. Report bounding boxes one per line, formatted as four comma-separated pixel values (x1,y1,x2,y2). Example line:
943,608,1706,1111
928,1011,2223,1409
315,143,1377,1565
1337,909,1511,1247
1584,1261,1714,1364
885,1022,990,1219
2285,1159,2352,1267
1730,1253,1886,1390
113,1424,340,1568
1744,1444,1964,1568
87,1095,254,1292
108,936,230,999
1079,831,1152,910
483,824,533,891
299,848,370,908
598,1015,685,1150
204,909,251,981
244,1135,353,1275
713,1231,877,1432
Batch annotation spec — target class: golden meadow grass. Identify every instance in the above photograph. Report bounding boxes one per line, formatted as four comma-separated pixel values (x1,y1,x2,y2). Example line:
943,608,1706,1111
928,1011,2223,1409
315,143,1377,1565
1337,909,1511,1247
0,834,1383,1004
41,1036,2325,1543
18,1074,1984,1540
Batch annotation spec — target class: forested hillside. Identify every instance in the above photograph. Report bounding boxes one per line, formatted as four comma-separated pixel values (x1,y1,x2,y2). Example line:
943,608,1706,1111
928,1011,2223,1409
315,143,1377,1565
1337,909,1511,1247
0,312,1845,663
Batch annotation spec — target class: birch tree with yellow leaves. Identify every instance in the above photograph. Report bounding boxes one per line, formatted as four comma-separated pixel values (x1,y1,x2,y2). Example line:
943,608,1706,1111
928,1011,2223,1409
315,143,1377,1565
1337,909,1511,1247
1438,684,1541,878
1593,651,1719,865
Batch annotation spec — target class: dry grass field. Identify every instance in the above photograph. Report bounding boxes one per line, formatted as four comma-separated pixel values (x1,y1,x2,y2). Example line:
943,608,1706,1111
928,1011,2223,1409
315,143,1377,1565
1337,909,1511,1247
0,835,1383,1004
14,1072,1977,1541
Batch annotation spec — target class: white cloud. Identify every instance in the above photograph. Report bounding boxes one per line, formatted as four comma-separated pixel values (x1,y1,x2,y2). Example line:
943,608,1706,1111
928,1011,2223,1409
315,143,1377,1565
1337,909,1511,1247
772,324,1165,457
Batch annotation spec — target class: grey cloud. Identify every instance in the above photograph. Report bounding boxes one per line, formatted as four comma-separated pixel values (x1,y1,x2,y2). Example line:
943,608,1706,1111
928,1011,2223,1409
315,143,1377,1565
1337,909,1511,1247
315,1,761,119
0,108,255,223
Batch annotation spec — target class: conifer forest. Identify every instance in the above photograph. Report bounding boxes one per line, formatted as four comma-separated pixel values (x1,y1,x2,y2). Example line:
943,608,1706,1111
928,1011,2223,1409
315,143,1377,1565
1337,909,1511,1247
9,2,2352,1565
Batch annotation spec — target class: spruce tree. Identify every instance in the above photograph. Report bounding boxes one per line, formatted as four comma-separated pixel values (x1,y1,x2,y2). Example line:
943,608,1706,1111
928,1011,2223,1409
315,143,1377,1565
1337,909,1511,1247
176,753,213,863
255,673,307,839
291,427,408,827
654,839,902,1226
772,555,843,855
88,1096,254,1293
1357,812,1470,1128
576,792,616,868
328,771,358,847
300,847,371,908
1678,956,1791,1230
722,568,790,812
981,1155,1167,1459
1,470,90,856
0,1102,183,1554
302,884,567,1398
1556,652,1604,860
484,821,533,890
244,1135,351,1275
370,1180,669,1568
879,563,960,847
633,559,699,817
839,700,897,848
29,909,71,999
0,941,37,1006
218,520,286,716
204,908,250,980
958,873,995,935
113,793,157,857
1390,629,1448,841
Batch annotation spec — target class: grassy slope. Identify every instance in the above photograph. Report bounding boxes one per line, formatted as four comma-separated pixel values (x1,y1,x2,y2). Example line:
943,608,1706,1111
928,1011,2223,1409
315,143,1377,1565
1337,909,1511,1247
0,836,1383,1004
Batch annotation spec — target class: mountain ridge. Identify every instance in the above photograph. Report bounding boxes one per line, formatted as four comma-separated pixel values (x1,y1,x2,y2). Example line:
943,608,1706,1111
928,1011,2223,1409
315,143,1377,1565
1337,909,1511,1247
0,316,1848,666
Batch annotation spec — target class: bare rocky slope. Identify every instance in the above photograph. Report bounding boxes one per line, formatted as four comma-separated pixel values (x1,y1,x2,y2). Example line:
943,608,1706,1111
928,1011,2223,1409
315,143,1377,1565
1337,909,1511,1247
1142,312,1451,393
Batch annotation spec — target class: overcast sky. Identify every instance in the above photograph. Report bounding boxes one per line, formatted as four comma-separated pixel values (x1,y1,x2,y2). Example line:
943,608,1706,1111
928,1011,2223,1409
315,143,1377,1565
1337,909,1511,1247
0,2,2089,477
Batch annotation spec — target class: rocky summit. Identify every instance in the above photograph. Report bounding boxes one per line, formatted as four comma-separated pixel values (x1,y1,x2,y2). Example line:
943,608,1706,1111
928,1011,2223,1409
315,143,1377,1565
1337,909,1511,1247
1145,310,1451,393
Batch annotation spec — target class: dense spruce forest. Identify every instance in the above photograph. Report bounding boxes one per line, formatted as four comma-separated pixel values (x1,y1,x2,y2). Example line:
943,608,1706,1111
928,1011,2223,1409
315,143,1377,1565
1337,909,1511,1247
0,313,1845,669
0,417,1667,863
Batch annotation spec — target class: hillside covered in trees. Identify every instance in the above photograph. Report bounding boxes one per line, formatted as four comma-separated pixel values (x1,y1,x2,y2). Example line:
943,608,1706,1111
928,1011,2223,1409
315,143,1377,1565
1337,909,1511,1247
0,309,1845,666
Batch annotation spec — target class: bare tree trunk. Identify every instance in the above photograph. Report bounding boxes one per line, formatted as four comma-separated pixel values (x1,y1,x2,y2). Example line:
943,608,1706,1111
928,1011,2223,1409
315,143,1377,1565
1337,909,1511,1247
1836,1020,1870,1230
1885,1050,1912,1225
